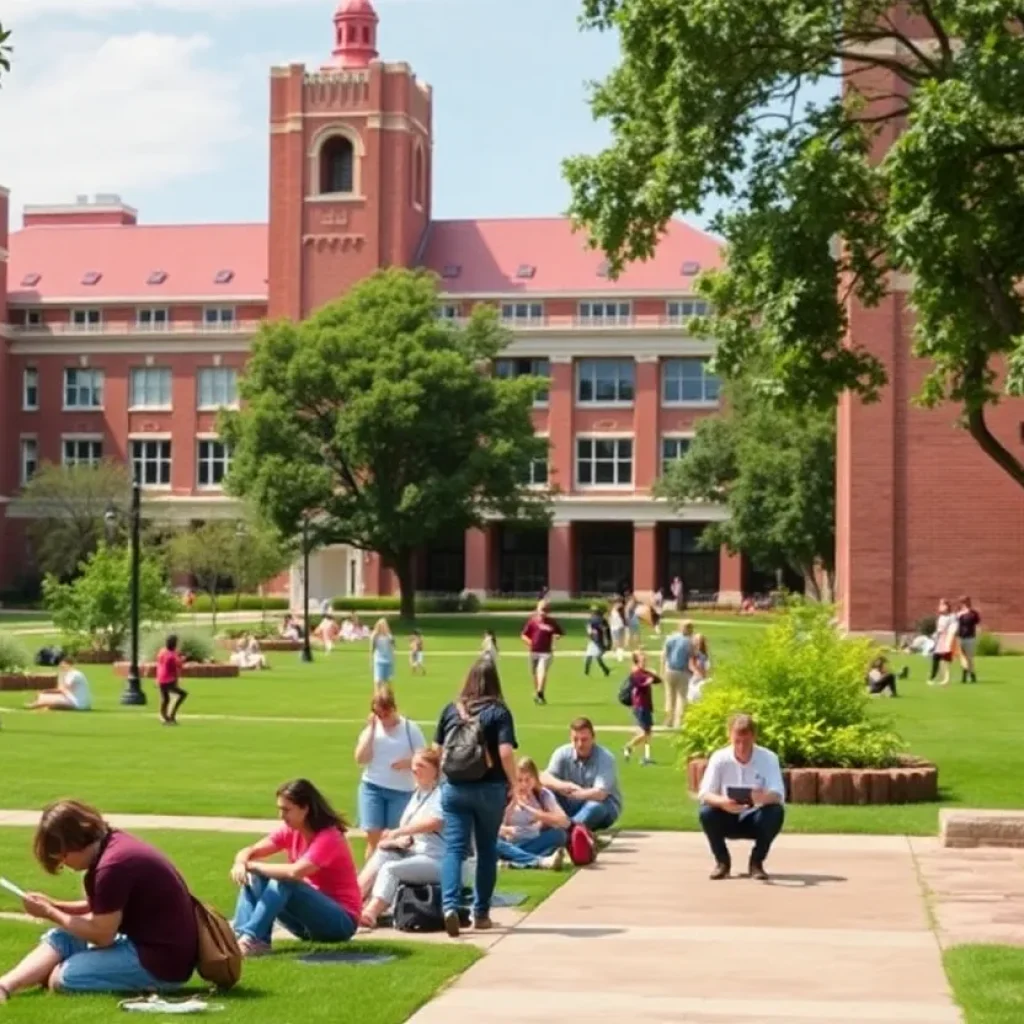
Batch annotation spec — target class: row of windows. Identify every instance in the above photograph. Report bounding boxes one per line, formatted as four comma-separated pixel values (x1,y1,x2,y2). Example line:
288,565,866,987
22,368,238,412
18,307,239,332
494,357,720,406
20,439,231,489
523,436,692,489
439,299,711,325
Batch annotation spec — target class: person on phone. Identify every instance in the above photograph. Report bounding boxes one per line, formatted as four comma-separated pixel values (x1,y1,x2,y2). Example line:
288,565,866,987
0,800,197,1001
697,713,785,881
25,659,92,712
354,688,425,859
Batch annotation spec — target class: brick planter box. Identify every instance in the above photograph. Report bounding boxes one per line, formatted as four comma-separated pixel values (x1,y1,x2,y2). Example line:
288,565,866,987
114,662,240,679
218,638,302,652
686,757,938,805
0,673,58,692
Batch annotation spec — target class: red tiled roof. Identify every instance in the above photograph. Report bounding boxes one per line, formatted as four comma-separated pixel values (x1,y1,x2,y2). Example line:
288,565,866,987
419,217,723,295
7,223,269,303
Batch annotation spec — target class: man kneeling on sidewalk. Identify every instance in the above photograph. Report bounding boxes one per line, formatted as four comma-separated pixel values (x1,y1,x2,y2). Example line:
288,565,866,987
697,713,785,881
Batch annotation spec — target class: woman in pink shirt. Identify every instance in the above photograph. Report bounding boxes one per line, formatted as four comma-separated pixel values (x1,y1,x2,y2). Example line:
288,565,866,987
229,779,360,956
155,635,188,726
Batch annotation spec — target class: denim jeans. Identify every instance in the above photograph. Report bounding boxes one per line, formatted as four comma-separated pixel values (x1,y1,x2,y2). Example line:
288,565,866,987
554,792,620,831
496,827,568,868
699,803,785,866
232,875,357,944
440,780,507,917
44,929,185,994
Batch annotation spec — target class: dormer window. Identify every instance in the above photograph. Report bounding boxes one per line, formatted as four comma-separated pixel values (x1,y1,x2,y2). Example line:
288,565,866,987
441,264,461,279
21,273,41,288
147,270,168,285
214,269,234,285
82,271,102,286
320,135,355,195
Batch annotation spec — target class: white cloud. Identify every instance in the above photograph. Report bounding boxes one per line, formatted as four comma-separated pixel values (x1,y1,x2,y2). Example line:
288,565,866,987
0,29,247,207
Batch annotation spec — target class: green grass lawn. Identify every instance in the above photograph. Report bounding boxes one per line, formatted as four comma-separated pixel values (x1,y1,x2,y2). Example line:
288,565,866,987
945,945,1024,1023
0,825,567,1023
0,613,1022,833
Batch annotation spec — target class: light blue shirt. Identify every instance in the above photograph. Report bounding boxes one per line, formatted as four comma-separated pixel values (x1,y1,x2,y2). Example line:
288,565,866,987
546,743,623,814
663,633,693,672
372,634,394,665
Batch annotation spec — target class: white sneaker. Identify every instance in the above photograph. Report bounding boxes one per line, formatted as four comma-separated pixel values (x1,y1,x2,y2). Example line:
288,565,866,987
623,746,631,762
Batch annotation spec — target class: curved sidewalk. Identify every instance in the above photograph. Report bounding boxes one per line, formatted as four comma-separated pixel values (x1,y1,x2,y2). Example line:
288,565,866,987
409,831,962,1024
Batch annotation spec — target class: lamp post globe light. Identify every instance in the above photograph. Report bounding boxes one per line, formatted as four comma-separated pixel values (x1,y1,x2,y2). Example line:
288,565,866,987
106,478,146,706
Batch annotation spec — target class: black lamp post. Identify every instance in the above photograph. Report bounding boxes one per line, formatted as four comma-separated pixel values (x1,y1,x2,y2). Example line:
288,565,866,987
106,479,146,706
301,516,313,663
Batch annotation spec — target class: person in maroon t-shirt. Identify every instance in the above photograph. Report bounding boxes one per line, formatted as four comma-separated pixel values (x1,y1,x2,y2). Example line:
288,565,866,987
0,801,198,1002
520,599,565,706
623,650,661,766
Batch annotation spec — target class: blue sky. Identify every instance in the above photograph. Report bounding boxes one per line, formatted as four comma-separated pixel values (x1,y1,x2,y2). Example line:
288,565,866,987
0,0,632,227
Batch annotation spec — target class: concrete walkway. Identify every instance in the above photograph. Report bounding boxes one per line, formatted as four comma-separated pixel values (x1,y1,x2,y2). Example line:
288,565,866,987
408,831,962,1024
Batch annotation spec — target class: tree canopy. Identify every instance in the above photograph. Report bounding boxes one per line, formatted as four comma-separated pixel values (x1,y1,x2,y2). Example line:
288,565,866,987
0,23,11,81
220,268,551,618
654,379,836,599
565,0,1024,487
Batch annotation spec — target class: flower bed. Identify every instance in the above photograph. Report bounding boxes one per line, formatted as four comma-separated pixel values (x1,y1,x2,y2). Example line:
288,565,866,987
218,637,302,652
114,662,240,679
685,757,939,805
0,673,58,692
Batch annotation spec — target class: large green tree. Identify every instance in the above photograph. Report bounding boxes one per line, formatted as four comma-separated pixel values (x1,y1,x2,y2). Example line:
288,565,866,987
654,380,836,599
220,268,550,619
565,1,1024,487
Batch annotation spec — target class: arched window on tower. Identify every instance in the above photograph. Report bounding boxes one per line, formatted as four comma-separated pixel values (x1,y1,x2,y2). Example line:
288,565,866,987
414,144,425,207
320,135,355,195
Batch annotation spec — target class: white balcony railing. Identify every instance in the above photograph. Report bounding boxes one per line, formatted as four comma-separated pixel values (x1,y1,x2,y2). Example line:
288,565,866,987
9,320,262,338
451,313,706,332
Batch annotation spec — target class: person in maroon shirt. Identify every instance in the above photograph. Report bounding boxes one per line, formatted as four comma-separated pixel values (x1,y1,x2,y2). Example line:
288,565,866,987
520,599,565,706
623,651,661,766
0,801,198,1002
156,634,189,726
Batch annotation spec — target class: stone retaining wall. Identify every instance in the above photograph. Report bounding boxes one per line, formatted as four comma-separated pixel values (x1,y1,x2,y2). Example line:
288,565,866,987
686,758,938,805
0,673,58,692
114,662,240,679
940,809,1024,849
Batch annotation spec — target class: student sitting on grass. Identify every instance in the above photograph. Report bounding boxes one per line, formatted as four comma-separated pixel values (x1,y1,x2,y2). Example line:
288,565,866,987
0,800,198,1001
25,659,92,712
496,757,569,870
866,656,906,697
230,779,361,957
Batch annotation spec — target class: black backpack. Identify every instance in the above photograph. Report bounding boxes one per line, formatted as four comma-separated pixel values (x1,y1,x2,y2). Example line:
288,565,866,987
392,884,470,933
35,646,65,667
441,702,491,782
617,676,634,707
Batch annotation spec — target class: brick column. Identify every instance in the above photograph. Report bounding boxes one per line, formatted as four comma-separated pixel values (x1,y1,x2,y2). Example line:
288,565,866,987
633,357,660,491
633,522,657,597
464,527,495,597
547,357,574,493
719,547,743,606
548,523,573,599
364,552,384,596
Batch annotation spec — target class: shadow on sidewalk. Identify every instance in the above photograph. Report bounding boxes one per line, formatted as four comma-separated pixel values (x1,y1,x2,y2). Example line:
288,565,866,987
503,926,626,939
763,873,847,887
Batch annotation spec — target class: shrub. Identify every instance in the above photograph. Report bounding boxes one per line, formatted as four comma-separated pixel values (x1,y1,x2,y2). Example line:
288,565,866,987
975,632,1002,657
188,594,289,613
679,602,905,769
915,614,937,637
140,629,216,664
221,622,279,640
0,636,29,673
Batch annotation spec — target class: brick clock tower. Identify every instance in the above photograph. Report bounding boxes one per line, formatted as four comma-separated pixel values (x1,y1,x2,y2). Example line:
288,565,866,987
268,0,433,320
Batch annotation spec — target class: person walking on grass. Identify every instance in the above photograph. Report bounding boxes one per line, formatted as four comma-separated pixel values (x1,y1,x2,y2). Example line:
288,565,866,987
957,596,981,684
623,651,660,766
520,599,564,706
156,635,188,726
929,598,958,687
409,630,426,676
369,618,395,689
583,604,611,678
660,619,694,730
609,600,627,663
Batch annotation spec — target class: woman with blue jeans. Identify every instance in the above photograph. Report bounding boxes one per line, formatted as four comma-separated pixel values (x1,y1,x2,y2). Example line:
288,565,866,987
230,779,361,957
355,687,425,859
434,659,518,937
496,757,569,869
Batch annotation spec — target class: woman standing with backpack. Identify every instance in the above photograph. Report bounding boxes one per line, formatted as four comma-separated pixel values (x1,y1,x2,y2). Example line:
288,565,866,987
433,659,518,938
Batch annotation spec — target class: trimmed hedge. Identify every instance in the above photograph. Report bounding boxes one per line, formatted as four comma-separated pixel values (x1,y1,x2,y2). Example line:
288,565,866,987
187,595,289,613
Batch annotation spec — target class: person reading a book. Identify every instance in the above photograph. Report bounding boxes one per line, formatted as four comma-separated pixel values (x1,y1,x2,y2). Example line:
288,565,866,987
697,713,785,881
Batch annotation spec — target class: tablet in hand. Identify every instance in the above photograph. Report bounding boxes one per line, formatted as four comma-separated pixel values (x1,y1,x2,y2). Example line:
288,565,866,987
726,786,754,806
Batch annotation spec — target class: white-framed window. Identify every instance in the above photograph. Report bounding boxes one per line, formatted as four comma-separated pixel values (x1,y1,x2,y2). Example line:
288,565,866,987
662,358,720,405
197,440,231,489
70,309,102,332
62,437,104,468
203,307,236,330
576,436,633,487
63,368,104,410
438,304,460,320
131,439,172,488
578,300,631,326
197,368,238,409
22,368,39,411
137,308,169,331
24,310,43,329
129,368,172,409
661,436,693,473
522,456,549,487
20,437,38,485
666,299,710,323
576,358,635,405
501,302,544,324
494,357,550,405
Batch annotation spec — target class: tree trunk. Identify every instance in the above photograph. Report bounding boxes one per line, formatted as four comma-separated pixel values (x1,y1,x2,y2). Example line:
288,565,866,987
208,587,218,634
803,570,823,603
394,549,416,623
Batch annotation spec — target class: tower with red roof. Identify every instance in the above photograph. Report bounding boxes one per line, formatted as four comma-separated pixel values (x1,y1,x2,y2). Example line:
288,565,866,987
268,0,432,320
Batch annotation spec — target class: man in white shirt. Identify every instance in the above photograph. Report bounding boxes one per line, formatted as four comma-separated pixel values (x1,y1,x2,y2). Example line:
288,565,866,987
697,713,785,881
